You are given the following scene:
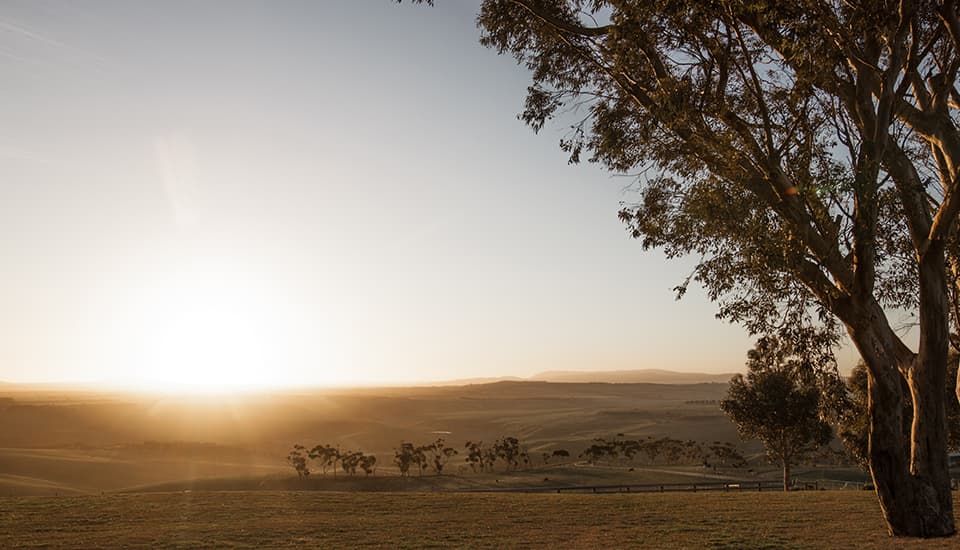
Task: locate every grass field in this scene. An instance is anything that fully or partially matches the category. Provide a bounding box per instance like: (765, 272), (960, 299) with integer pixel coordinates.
(3, 490), (959, 549)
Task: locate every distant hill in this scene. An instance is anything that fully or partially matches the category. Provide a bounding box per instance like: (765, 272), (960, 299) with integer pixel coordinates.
(529, 369), (736, 385)
(429, 375), (525, 386)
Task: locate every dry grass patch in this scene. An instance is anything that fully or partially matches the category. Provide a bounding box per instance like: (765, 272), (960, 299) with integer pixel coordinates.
(2, 490), (959, 549)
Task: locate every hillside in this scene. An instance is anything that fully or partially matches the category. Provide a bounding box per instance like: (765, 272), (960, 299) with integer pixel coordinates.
(0, 380), (739, 495)
(529, 369), (736, 384)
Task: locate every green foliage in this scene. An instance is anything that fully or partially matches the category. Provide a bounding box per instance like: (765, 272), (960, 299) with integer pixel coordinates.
(721, 337), (833, 474)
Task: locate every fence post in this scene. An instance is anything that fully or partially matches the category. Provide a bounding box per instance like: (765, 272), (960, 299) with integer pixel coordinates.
(758, 482), (762, 492)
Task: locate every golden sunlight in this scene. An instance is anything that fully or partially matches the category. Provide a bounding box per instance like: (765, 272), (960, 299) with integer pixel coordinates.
(124, 261), (318, 391)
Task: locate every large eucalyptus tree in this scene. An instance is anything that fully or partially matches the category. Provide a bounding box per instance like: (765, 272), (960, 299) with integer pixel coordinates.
(406, 0), (960, 537)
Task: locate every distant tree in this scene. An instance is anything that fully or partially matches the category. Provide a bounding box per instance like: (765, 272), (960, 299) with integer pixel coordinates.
(394, 442), (416, 477)
(412, 445), (428, 477)
(493, 437), (522, 470)
(340, 450), (363, 476)
(359, 454), (377, 476)
(541, 452), (550, 466)
(551, 449), (570, 461)
(464, 440), (485, 473)
(707, 442), (748, 469)
(580, 439), (613, 465)
(483, 446), (498, 472)
(616, 440), (642, 463)
(309, 444), (340, 477)
(287, 444), (310, 480)
(425, 437), (458, 475)
(722, 338), (833, 491)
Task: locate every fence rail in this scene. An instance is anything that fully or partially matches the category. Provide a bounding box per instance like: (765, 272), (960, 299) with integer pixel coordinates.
(463, 478), (882, 494)
(552, 480), (785, 494)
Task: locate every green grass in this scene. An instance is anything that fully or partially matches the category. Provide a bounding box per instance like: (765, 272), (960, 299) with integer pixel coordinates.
(2, 491), (959, 549)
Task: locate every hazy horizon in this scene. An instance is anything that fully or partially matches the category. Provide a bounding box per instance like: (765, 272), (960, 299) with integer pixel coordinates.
(0, 1), (865, 390)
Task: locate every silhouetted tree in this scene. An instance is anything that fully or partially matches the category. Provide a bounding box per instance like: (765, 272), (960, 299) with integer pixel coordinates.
(580, 439), (613, 465)
(464, 440), (485, 473)
(394, 442), (416, 477)
(309, 444), (340, 477)
(287, 444), (310, 480)
(411, 445), (428, 477)
(359, 454), (377, 476)
(493, 437), (523, 471)
(425, 437), (458, 475)
(707, 442), (748, 469)
(340, 450), (363, 476)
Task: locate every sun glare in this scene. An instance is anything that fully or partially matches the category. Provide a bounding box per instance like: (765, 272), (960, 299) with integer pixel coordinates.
(125, 262), (318, 392)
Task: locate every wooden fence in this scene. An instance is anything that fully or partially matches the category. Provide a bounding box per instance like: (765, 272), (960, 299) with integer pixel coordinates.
(552, 480), (785, 494)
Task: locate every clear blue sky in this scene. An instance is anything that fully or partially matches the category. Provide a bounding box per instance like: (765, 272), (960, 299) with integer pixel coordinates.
(0, 0), (792, 388)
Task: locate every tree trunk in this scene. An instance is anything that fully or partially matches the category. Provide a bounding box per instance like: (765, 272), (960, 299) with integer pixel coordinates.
(851, 289), (955, 537)
(906, 243), (955, 536)
(782, 459), (790, 492)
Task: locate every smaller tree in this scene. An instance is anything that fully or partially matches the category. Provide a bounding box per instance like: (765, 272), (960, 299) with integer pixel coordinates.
(340, 450), (362, 476)
(309, 444), (340, 478)
(412, 445), (428, 477)
(359, 454), (377, 476)
(394, 442), (415, 477)
(493, 437), (522, 471)
(425, 437), (458, 475)
(287, 444), (310, 480)
(551, 449), (570, 461)
(721, 337), (833, 491)
(464, 440), (485, 473)
(707, 442), (748, 469)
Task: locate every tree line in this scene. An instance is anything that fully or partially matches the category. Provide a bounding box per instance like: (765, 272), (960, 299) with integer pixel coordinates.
(286, 434), (751, 479)
(286, 444), (377, 479)
(579, 437), (747, 469)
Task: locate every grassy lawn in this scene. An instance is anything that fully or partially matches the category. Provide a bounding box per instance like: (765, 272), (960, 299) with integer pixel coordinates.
(2, 490), (960, 549)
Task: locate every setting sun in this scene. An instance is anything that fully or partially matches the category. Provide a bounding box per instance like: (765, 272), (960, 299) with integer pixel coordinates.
(122, 261), (322, 391)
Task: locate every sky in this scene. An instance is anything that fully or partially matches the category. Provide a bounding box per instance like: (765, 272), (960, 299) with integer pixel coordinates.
(0, 0), (792, 389)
